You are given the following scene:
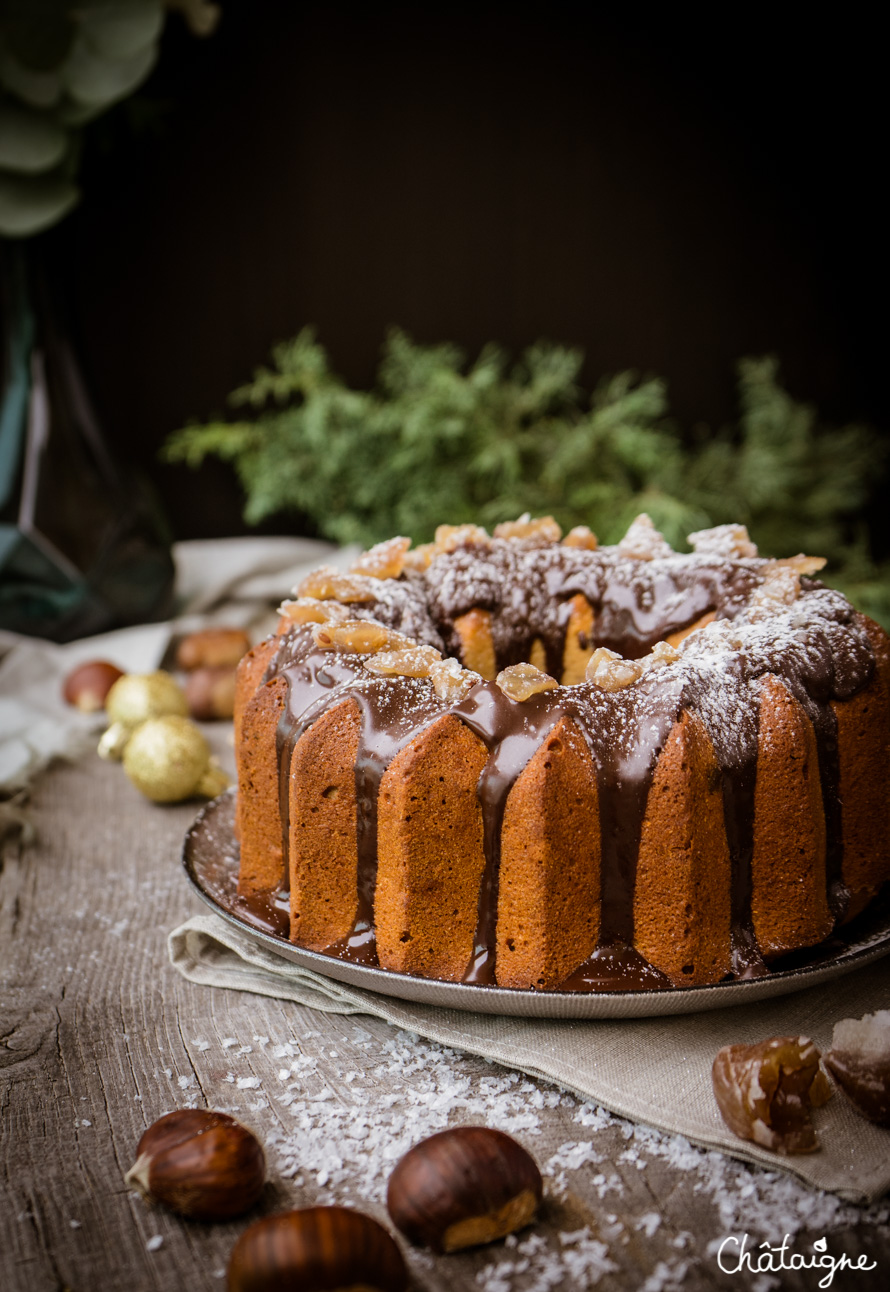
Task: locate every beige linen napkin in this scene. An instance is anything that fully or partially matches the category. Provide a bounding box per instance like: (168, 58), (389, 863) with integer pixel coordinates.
(169, 911), (890, 1203)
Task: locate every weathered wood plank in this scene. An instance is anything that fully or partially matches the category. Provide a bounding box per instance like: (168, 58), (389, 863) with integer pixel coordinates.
(1, 749), (888, 1291)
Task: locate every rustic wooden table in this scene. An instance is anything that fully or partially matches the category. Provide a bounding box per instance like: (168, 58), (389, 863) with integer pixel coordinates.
(2, 734), (889, 1291)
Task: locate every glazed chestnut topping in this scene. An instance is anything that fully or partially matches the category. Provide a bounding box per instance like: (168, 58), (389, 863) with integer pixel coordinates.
(712, 1035), (833, 1154)
(386, 1125), (543, 1252)
(227, 1206), (408, 1292)
(824, 1009), (890, 1125)
(125, 1109), (265, 1221)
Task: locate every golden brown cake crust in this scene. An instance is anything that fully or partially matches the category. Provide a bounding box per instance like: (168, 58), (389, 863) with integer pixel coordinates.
(834, 617), (890, 919)
(634, 711), (732, 986)
(497, 716), (601, 990)
(289, 698), (362, 951)
(375, 715), (489, 981)
(751, 674), (832, 957)
(560, 594), (595, 685)
(233, 637), (280, 840)
(237, 674), (289, 895)
(453, 609), (497, 680)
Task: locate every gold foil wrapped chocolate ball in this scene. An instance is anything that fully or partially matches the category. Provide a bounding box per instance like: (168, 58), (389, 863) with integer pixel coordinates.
(98, 671), (188, 760)
(122, 715), (230, 803)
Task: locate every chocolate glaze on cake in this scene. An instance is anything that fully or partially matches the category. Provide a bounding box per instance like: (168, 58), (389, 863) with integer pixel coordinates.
(234, 522), (888, 992)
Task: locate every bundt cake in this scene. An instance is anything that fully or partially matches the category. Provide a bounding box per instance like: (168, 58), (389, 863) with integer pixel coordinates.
(232, 515), (890, 991)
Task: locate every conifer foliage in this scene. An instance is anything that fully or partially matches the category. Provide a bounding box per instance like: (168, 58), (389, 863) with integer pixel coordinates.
(164, 328), (889, 624)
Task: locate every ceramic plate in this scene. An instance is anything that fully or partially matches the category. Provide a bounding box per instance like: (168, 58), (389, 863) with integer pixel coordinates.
(182, 791), (890, 1019)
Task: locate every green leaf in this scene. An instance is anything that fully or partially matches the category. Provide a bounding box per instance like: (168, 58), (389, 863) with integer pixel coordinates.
(0, 168), (78, 236)
(0, 100), (68, 172)
(1, 2), (75, 72)
(62, 32), (157, 108)
(0, 47), (62, 107)
(79, 2), (164, 62)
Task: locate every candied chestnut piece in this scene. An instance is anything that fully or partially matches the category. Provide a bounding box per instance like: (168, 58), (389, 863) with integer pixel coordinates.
(310, 620), (413, 655)
(586, 647), (644, 692)
(429, 658), (480, 702)
(365, 645), (443, 678)
(496, 663), (558, 701)
(824, 1010), (890, 1125)
(712, 1035), (832, 1154)
(616, 513), (672, 560)
(296, 566), (377, 602)
(493, 515), (562, 544)
(350, 536), (411, 580)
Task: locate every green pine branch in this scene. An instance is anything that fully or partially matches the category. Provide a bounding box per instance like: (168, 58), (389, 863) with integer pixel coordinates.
(163, 328), (890, 626)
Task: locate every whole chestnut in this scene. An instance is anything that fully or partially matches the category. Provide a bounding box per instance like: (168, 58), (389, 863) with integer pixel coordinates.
(62, 660), (124, 711)
(124, 1109), (265, 1221)
(185, 665), (238, 720)
(227, 1206), (408, 1292)
(177, 628), (251, 672)
(386, 1125), (542, 1252)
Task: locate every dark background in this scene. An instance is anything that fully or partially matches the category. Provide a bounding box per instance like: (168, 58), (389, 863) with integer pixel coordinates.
(50, 2), (888, 545)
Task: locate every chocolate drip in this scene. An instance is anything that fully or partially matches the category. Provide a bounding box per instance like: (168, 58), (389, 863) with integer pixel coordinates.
(351, 752), (379, 952)
(455, 686), (563, 983)
(588, 574), (713, 659)
(566, 677), (682, 960)
(233, 888), (291, 939)
(544, 599), (573, 679)
(322, 922), (378, 966)
(427, 543), (762, 664)
(596, 777), (651, 946)
(721, 762), (763, 977)
(346, 679), (444, 961)
(273, 633), (365, 866)
(685, 651), (765, 977)
(812, 705), (847, 921)
(558, 945), (673, 992)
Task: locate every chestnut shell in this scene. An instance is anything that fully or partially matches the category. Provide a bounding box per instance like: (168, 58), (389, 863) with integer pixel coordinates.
(386, 1125), (543, 1252)
(62, 659), (124, 711)
(127, 1108), (265, 1221)
(227, 1206), (408, 1292)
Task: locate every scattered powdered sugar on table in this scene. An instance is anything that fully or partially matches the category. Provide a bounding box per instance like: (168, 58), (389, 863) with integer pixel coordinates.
(635, 1213), (661, 1237)
(638, 1258), (693, 1291)
(613, 1116), (890, 1243)
(266, 1032), (558, 1194)
(159, 1021), (890, 1287)
(478, 1230), (618, 1290)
